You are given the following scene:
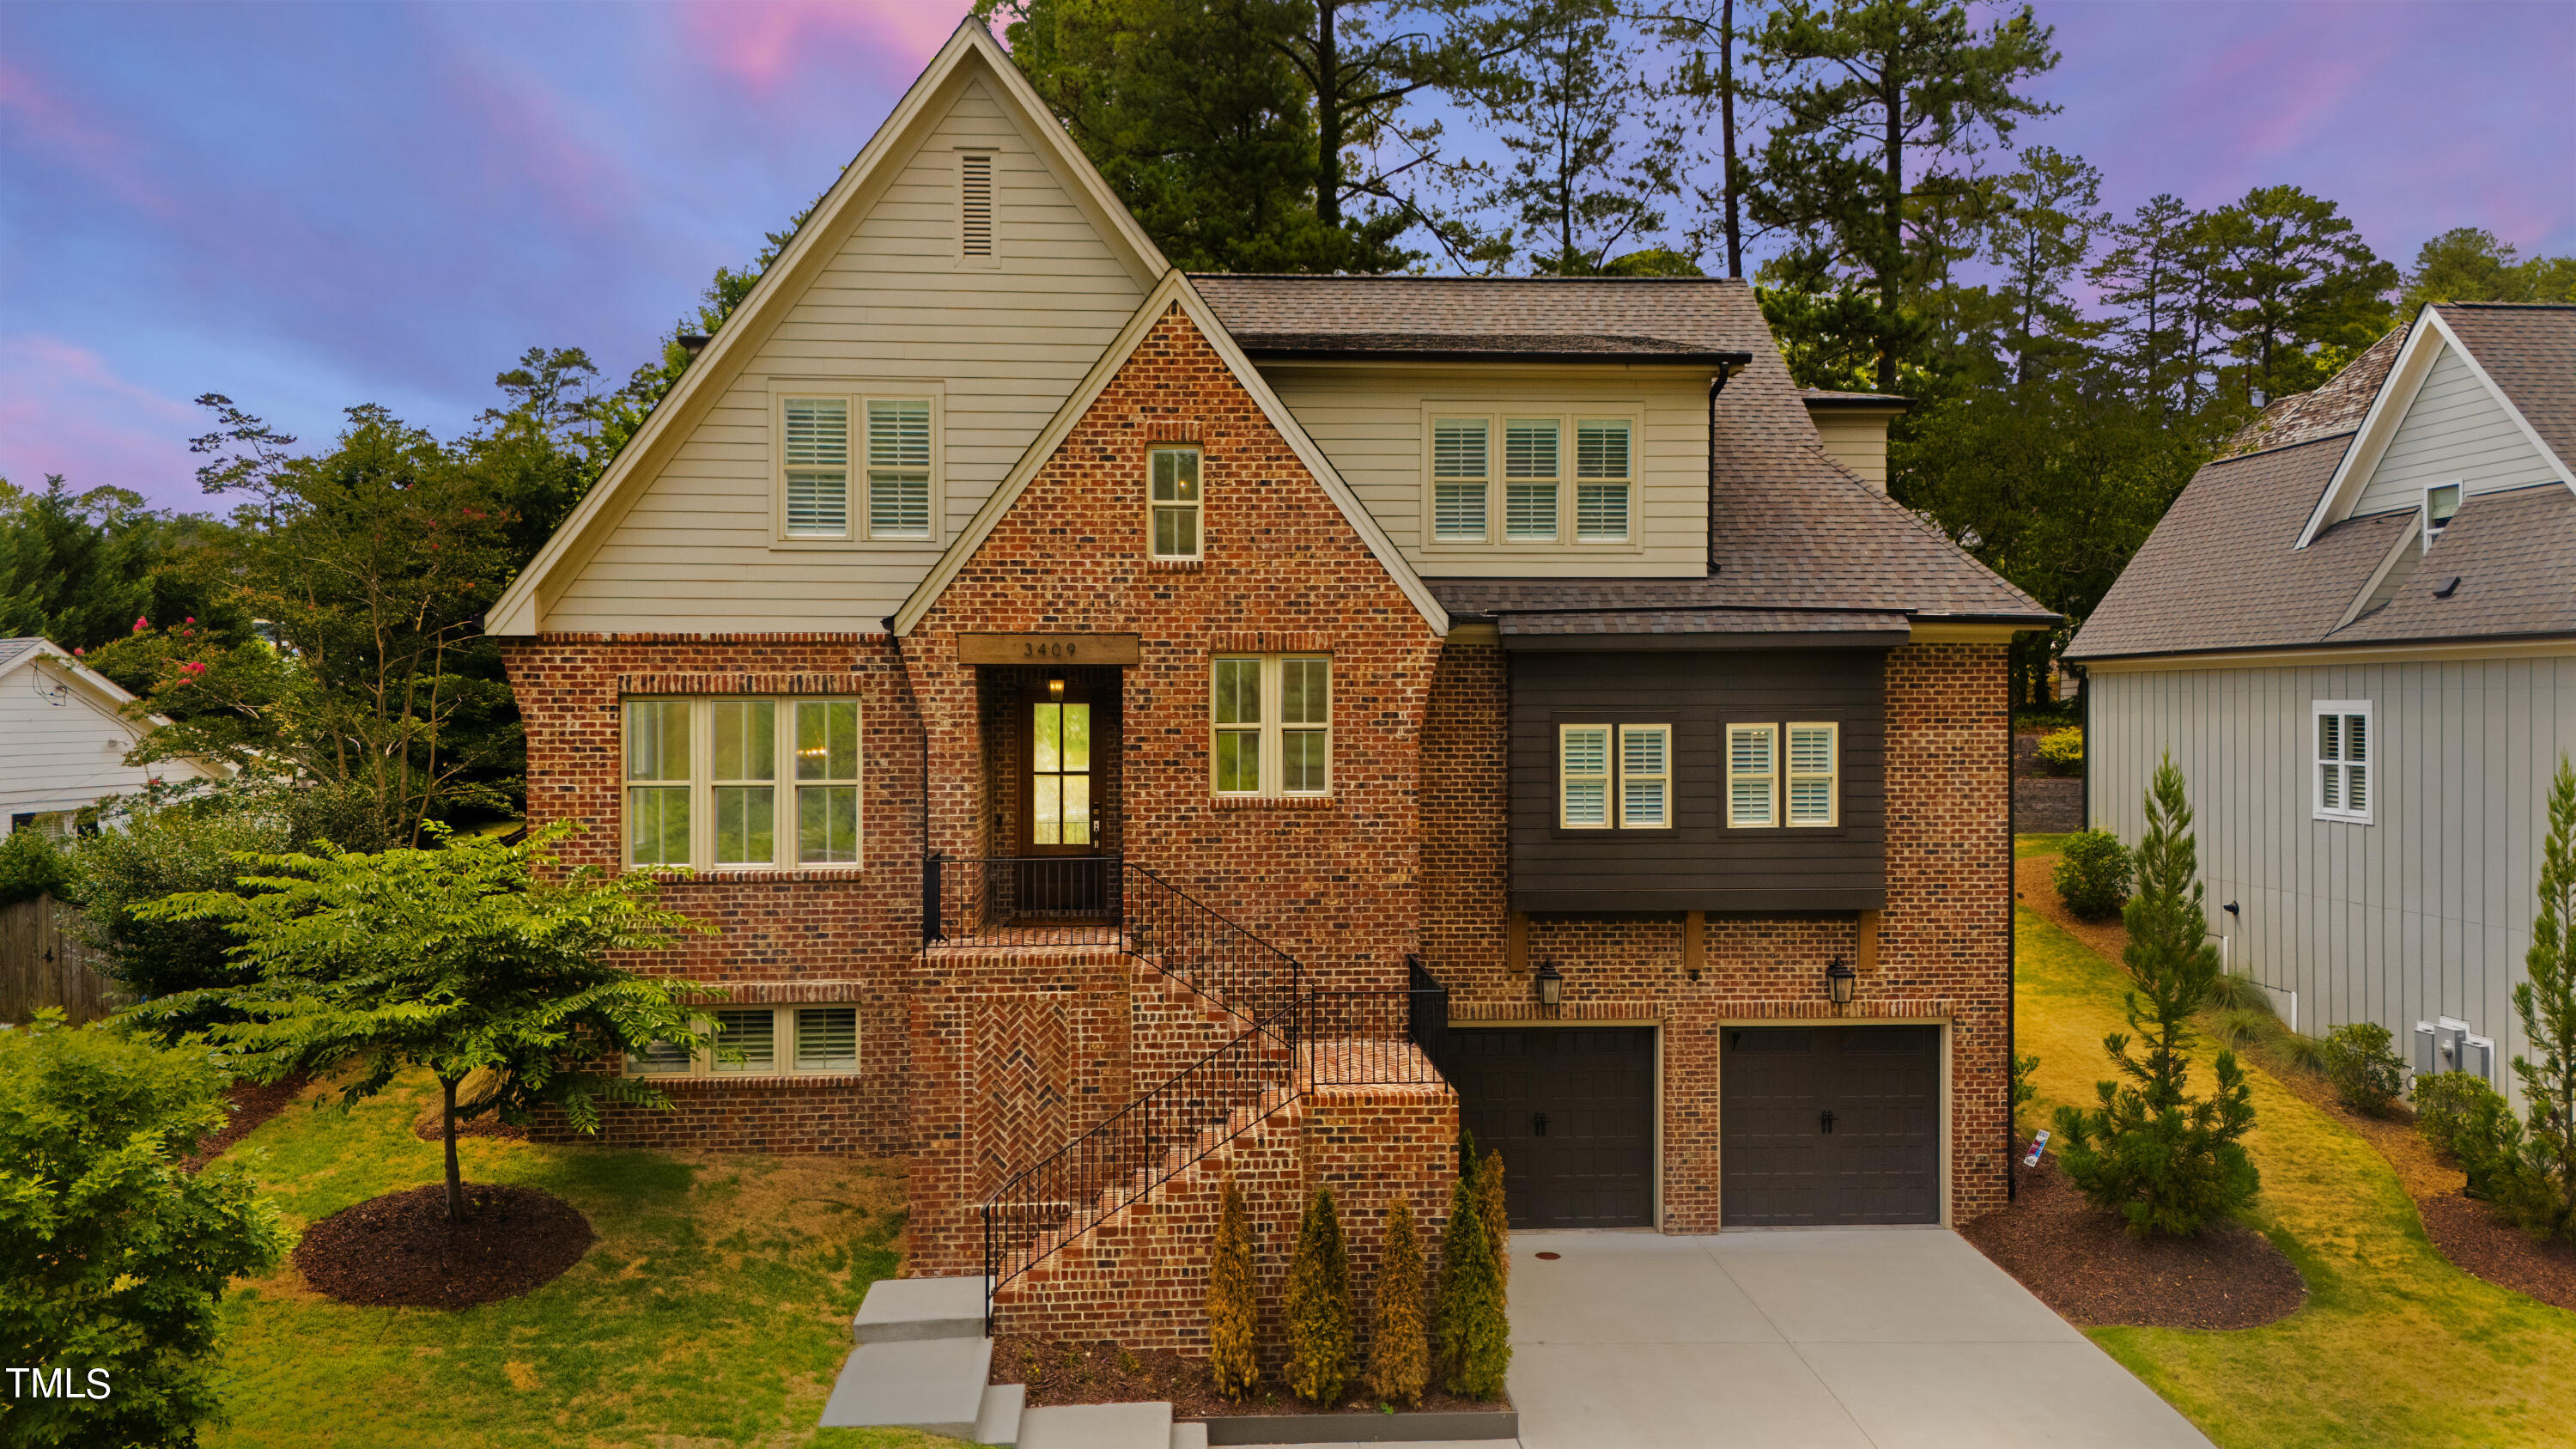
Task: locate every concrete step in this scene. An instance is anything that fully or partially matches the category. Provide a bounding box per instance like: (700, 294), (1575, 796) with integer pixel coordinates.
(1169, 1422), (1208, 1449)
(975, 1382), (1026, 1446)
(817, 1336), (993, 1437)
(1015, 1401), (1174, 1449)
(852, 1275), (987, 1343)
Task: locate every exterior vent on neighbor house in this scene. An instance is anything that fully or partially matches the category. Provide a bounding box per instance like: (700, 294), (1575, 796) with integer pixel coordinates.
(2417, 1017), (2495, 1083)
(961, 154), (993, 258)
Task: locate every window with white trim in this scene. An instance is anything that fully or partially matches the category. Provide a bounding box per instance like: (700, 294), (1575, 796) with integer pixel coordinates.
(1559, 725), (1610, 828)
(1786, 722), (1839, 826)
(782, 399), (849, 539)
(1212, 654), (1330, 797)
(1151, 447), (1202, 557)
(2314, 700), (2372, 824)
(628, 1004), (863, 1078)
(2424, 481), (2461, 545)
(866, 400), (933, 539)
(624, 697), (863, 868)
(1619, 723), (1669, 827)
(1504, 417), (1561, 540)
(1727, 723), (1777, 827)
(1432, 418), (1490, 541)
(778, 393), (938, 544)
(1558, 723), (1669, 829)
(1576, 419), (1632, 542)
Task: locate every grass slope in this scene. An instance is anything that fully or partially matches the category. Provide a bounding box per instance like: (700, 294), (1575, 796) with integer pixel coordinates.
(204, 1071), (949, 1449)
(2018, 904), (2576, 1448)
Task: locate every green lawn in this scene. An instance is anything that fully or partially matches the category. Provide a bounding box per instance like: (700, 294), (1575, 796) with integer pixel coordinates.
(203, 1071), (951, 1449)
(2018, 903), (2576, 1447)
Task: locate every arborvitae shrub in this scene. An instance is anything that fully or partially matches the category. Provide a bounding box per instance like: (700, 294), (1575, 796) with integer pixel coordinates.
(2321, 1022), (2405, 1115)
(1284, 1185), (1354, 1404)
(1475, 1148), (1509, 1300)
(1205, 1176), (1259, 1399)
(1436, 1170), (1510, 1399)
(2511, 754), (2576, 1241)
(2053, 829), (2133, 921)
(1364, 1198), (1428, 1408)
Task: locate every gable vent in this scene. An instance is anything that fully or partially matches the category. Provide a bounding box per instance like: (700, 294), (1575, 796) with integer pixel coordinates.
(961, 154), (993, 257)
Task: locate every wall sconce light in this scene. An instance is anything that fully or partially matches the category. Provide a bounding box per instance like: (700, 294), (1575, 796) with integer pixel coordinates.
(1825, 957), (1856, 1007)
(1047, 673), (1066, 700)
(1534, 959), (1563, 1008)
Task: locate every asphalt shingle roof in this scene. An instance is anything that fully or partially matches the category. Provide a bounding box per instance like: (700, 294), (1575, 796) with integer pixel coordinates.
(0, 637), (48, 674)
(2332, 484), (2576, 643)
(2216, 325), (2403, 460)
(2439, 303), (2576, 472)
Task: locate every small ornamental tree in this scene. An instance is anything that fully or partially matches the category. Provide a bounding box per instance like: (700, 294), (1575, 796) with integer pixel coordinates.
(1284, 1185), (1355, 1403)
(131, 823), (716, 1223)
(2053, 757), (2260, 1236)
(1436, 1165), (1510, 1399)
(2510, 755), (2576, 1239)
(1365, 1198), (1429, 1409)
(1206, 1176), (1259, 1399)
(1476, 1148), (1510, 1299)
(0, 1012), (283, 1449)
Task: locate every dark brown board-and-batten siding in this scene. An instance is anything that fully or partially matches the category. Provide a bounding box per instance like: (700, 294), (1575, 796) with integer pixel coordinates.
(1509, 648), (1888, 911)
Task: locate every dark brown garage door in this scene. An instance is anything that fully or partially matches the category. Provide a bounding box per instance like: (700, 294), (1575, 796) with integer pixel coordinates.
(1448, 1027), (1655, 1228)
(1722, 1025), (1940, 1226)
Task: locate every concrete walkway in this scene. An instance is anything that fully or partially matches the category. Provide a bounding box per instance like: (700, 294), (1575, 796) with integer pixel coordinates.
(1506, 1227), (2216, 1449)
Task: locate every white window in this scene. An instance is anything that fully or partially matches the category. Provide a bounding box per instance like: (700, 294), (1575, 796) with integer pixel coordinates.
(1151, 447), (1202, 558)
(1576, 419), (1632, 543)
(1560, 725), (1610, 828)
(1211, 654), (1329, 797)
(2424, 481), (2462, 545)
(1504, 417), (1561, 540)
(1727, 723), (1778, 827)
(1619, 724), (1670, 828)
(782, 398), (850, 539)
(624, 697), (862, 868)
(960, 153), (993, 259)
(1786, 722), (1839, 826)
(1432, 418), (1490, 541)
(2314, 700), (2372, 824)
(867, 400), (933, 539)
(629, 1004), (863, 1078)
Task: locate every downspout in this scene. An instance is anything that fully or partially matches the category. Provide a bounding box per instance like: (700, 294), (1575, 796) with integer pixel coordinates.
(883, 615), (931, 867)
(2006, 649), (2019, 1203)
(2077, 665), (2092, 831)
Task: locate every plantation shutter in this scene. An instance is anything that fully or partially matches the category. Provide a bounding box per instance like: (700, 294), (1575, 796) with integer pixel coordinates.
(784, 399), (849, 537)
(866, 399), (933, 539)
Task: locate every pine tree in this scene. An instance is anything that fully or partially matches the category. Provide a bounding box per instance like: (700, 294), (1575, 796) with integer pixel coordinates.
(2051, 755), (2259, 1236)
(1476, 1148), (1510, 1299)
(1206, 1176), (1261, 1398)
(1436, 1167), (1511, 1397)
(2511, 756), (2576, 1238)
(1365, 1198), (1429, 1408)
(1285, 1184), (1356, 1403)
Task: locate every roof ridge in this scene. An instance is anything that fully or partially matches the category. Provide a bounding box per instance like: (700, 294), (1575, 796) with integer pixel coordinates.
(1188, 272), (1749, 285)
(2439, 301), (2576, 312)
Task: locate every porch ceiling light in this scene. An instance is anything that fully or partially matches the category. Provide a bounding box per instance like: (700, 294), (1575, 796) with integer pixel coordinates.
(1825, 956), (1856, 1006)
(1047, 673), (1066, 699)
(1534, 959), (1564, 1009)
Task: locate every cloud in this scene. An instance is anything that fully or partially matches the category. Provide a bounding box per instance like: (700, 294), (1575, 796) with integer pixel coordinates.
(0, 55), (177, 221)
(677, 0), (969, 99)
(0, 337), (205, 507)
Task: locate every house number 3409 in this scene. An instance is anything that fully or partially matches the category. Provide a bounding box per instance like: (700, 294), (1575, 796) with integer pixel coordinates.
(1023, 642), (1081, 660)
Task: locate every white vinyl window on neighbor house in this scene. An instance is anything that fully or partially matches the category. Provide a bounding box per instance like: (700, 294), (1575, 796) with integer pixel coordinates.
(778, 393), (938, 543)
(628, 1004), (862, 1078)
(2314, 700), (2373, 824)
(1558, 723), (1670, 829)
(626, 697), (862, 869)
(1212, 654), (1330, 797)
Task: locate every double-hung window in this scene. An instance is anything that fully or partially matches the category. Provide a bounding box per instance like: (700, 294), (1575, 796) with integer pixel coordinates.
(1504, 418), (1561, 540)
(1151, 447), (1202, 558)
(1786, 722), (1839, 826)
(780, 393), (937, 543)
(629, 1003), (863, 1079)
(1728, 721), (1841, 828)
(1576, 420), (1632, 542)
(1727, 724), (1777, 827)
(1212, 654), (1330, 797)
(1432, 418), (1491, 541)
(624, 697), (863, 868)
(2314, 700), (2372, 824)
(1558, 723), (1670, 829)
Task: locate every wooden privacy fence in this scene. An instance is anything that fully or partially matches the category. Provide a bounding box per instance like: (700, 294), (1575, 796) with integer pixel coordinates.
(0, 893), (123, 1026)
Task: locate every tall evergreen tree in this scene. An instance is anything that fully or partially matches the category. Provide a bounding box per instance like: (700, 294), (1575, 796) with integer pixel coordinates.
(1747, 0), (2058, 391)
(1980, 146), (2107, 391)
(2202, 184), (2398, 401)
(2399, 226), (2576, 314)
(2089, 194), (2217, 411)
(1475, 2), (1686, 273)
(0, 477), (240, 654)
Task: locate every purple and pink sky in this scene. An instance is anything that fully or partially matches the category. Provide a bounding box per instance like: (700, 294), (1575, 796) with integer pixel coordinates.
(3, 0), (2569, 514)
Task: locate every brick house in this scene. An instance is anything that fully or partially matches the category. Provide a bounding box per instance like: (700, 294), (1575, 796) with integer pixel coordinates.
(487, 21), (2051, 1348)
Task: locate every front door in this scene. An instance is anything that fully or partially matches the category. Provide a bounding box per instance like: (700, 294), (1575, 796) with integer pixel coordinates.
(1018, 679), (1108, 916)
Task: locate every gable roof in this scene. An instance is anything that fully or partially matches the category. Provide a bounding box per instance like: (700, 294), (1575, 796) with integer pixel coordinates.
(0, 637), (231, 771)
(888, 271), (1450, 636)
(484, 19), (1166, 636)
(0, 636), (43, 675)
(2439, 302), (2576, 470)
(2330, 483), (2576, 645)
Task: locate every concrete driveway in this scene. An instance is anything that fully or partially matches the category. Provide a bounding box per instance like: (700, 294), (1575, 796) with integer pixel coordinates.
(1505, 1227), (2216, 1449)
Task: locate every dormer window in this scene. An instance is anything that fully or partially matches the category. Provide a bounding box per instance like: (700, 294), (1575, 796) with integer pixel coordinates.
(2424, 481), (2461, 545)
(1424, 405), (1642, 551)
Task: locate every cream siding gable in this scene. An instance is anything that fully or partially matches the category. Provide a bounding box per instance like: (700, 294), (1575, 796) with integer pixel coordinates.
(2349, 341), (2561, 517)
(1255, 362), (1711, 577)
(0, 648), (219, 829)
(488, 21), (1166, 636)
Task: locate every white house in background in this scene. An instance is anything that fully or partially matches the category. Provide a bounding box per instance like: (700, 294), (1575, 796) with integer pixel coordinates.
(0, 637), (228, 837)
(2068, 302), (2576, 1100)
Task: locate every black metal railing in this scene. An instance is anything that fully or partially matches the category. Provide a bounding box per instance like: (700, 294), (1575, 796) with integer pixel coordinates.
(1118, 861), (1304, 1027)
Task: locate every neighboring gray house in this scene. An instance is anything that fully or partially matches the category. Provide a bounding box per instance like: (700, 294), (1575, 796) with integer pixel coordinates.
(2067, 303), (2576, 1095)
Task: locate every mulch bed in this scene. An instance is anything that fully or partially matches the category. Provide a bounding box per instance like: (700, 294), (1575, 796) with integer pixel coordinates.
(409, 1112), (529, 1144)
(2416, 1194), (2576, 1312)
(293, 1183), (594, 1308)
(1964, 1147), (2306, 1329)
(992, 1336), (1506, 1418)
(182, 1073), (316, 1172)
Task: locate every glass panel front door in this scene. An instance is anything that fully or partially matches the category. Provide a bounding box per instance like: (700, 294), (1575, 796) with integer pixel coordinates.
(1030, 701), (1092, 847)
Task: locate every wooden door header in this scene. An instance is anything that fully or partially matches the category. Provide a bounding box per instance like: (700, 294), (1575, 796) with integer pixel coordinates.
(957, 632), (1142, 666)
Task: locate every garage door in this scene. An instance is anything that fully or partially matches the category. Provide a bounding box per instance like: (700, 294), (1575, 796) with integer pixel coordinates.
(1722, 1025), (1940, 1226)
(1448, 1027), (1655, 1229)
